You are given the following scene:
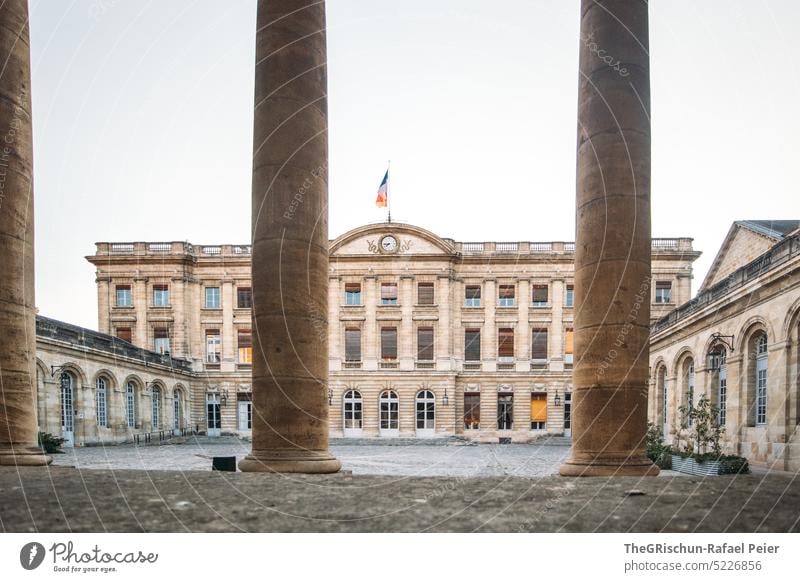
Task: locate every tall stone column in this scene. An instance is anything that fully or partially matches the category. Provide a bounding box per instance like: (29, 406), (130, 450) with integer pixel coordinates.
(240, 0), (339, 473)
(0, 0), (51, 466)
(560, 0), (658, 476)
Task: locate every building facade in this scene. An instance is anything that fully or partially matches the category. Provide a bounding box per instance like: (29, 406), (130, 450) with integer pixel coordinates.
(86, 222), (698, 442)
(648, 221), (800, 471)
(35, 316), (197, 447)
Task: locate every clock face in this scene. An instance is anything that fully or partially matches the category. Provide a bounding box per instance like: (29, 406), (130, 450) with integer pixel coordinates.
(380, 235), (398, 253)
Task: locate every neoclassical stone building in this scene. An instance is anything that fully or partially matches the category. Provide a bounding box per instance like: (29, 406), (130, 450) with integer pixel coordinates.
(86, 222), (698, 442)
(648, 220), (800, 470)
(35, 316), (196, 447)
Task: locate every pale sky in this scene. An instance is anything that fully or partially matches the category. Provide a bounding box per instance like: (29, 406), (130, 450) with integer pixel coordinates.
(29, 0), (800, 329)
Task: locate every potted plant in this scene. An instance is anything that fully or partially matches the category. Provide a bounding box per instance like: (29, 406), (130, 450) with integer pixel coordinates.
(671, 395), (749, 475)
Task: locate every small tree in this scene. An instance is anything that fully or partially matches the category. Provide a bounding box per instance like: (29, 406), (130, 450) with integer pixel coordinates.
(677, 394), (723, 457)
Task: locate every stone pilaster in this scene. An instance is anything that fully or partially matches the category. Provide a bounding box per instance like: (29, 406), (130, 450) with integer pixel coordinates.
(484, 279), (496, 371)
(0, 0), (50, 465)
(516, 279), (530, 372)
(560, 0), (658, 476)
(221, 279), (235, 372)
(550, 279), (564, 371)
(328, 276), (340, 370)
(97, 277), (110, 334)
(399, 275), (414, 370)
(436, 276), (451, 371)
(363, 276), (378, 369)
(240, 0), (339, 473)
(133, 276), (148, 349)
(171, 276), (188, 359)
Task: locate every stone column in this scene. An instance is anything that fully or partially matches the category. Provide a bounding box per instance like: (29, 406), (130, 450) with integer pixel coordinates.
(0, 0), (50, 465)
(240, 0), (339, 473)
(560, 0), (657, 476)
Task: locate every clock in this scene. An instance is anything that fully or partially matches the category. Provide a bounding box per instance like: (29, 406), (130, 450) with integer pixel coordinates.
(380, 235), (398, 253)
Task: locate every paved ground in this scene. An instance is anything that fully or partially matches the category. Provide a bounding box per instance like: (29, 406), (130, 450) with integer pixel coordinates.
(2, 465), (798, 533)
(48, 436), (573, 478)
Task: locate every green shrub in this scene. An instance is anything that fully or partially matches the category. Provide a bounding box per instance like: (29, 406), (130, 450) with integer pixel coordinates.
(38, 432), (66, 454)
(645, 423), (672, 469)
(718, 455), (750, 475)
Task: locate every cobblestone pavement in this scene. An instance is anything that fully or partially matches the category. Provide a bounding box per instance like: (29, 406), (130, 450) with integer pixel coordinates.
(50, 437), (574, 477)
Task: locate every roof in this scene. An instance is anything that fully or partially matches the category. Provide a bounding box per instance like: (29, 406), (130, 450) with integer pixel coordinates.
(36, 315), (194, 374)
(699, 220), (800, 292)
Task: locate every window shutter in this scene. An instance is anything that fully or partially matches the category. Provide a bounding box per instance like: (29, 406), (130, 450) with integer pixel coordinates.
(532, 329), (548, 359)
(498, 328), (514, 358)
(381, 327), (397, 359)
(345, 328), (361, 361)
(417, 283), (435, 305)
(565, 329), (574, 354)
(465, 286), (481, 300)
(530, 394), (547, 422)
(532, 285), (548, 303)
(381, 284), (398, 300)
(417, 327), (434, 361)
(465, 329), (481, 361)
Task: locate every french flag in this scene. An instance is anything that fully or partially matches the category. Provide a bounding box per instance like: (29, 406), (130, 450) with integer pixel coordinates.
(375, 170), (388, 208)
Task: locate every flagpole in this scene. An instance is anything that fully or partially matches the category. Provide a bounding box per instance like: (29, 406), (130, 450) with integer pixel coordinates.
(387, 160), (391, 224)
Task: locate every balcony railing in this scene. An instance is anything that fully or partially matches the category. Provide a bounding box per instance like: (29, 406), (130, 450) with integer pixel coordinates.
(652, 234), (798, 335)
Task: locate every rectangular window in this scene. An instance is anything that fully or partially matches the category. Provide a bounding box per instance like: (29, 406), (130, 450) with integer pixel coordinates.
(96, 383), (107, 427)
(498, 285), (515, 307)
(417, 327), (434, 361)
(531, 328), (548, 361)
(417, 282), (435, 305)
(464, 392), (480, 430)
(532, 285), (548, 307)
(464, 285), (481, 307)
(565, 285), (574, 307)
(238, 329), (252, 364)
(205, 329), (221, 364)
(345, 328), (362, 362)
(153, 327), (170, 355)
(756, 355), (768, 425)
(380, 283), (398, 305)
(345, 283), (362, 306)
(497, 393), (513, 430)
(498, 328), (514, 360)
(381, 327), (397, 360)
(531, 393), (547, 430)
(655, 281), (672, 304)
(565, 328), (574, 366)
(237, 287), (252, 309)
(115, 285), (132, 307)
(205, 286), (221, 309)
(153, 284), (169, 306)
(116, 327), (132, 343)
(238, 396), (252, 431)
(465, 329), (481, 361)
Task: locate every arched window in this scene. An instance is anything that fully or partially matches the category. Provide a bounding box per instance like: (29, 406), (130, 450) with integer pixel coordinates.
(657, 366), (668, 433)
(151, 386), (162, 429)
(96, 377), (108, 427)
(343, 390), (363, 432)
(60, 372), (75, 443)
(416, 390), (435, 431)
(379, 390), (399, 432)
(173, 388), (183, 430)
(684, 360), (695, 427)
(755, 333), (768, 425)
(125, 381), (137, 428)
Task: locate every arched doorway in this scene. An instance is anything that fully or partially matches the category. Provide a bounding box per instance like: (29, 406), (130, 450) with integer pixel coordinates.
(343, 390), (363, 437)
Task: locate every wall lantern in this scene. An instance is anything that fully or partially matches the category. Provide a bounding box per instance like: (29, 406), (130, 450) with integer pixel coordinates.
(442, 387), (450, 407)
(553, 389), (562, 407)
(328, 388), (333, 406)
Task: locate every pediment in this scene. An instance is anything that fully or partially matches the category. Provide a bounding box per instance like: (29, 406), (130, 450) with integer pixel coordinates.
(330, 223), (455, 257)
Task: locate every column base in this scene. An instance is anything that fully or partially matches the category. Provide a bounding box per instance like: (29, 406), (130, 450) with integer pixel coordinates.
(559, 458), (659, 477)
(0, 446), (52, 466)
(239, 449), (341, 474)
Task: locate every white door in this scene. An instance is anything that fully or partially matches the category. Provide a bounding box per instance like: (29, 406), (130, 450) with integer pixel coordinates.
(238, 400), (252, 434)
(415, 391), (436, 438)
(343, 390), (363, 437)
(379, 391), (399, 437)
(60, 373), (74, 447)
(206, 394), (221, 437)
